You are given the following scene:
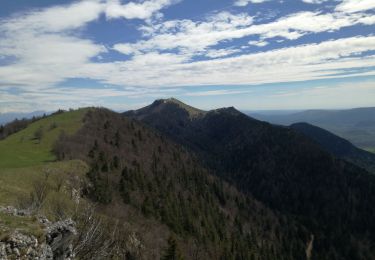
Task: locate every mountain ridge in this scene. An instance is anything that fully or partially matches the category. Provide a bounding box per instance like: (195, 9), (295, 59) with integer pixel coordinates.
(52, 107), (310, 259)
(291, 122), (375, 173)
(125, 98), (375, 259)
(249, 107), (375, 151)
(2, 101), (375, 259)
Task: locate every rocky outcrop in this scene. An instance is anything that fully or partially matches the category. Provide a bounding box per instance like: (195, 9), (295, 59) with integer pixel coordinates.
(46, 219), (76, 260)
(0, 206), (76, 259)
(0, 205), (31, 216)
(0, 231), (53, 259)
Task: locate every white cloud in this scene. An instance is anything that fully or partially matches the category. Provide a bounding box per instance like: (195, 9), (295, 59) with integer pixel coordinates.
(105, 0), (178, 20)
(205, 48), (241, 58)
(113, 10), (375, 59)
(1, 1), (375, 91)
(185, 89), (254, 96)
(0, 0), (182, 87)
(113, 11), (254, 55)
(82, 36), (375, 88)
(248, 40), (269, 47)
(0, 0), (104, 32)
(336, 0), (375, 13)
(302, 0), (328, 4)
(234, 0), (271, 7)
(0, 1), (107, 87)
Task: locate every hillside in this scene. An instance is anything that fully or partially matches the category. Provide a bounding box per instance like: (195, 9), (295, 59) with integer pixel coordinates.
(0, 109), (91, 259)
(53, 108), (311, 259)
(126, 98), (375, 260)
(0, 109), (90, 205)
(249, 107), (375, 152)
(0, 108), (88, 168)
(291, 122), (375, 173)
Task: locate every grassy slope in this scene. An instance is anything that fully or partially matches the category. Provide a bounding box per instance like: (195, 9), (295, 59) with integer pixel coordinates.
(0, 108), (89, 169)
(0, 108), (89, 206)
(0, 160), (88, 205)
(0, 212), (45, 240)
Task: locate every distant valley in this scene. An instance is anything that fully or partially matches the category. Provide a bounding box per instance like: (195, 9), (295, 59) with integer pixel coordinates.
(248, 107), (375, 153)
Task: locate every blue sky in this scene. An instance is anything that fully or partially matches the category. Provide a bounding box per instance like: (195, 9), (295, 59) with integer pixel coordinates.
(0, 0), (374, 112)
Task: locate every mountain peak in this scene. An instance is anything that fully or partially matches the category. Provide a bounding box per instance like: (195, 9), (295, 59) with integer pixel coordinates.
(160, 97), (183, 104)
(149, 97), (206, 118)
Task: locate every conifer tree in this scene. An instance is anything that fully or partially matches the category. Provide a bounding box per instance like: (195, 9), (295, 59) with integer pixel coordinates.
(161, 236), (184, 260)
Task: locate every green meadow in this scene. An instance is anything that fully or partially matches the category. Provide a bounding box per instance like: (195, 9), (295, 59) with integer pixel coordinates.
(0, 108), (90, 209)
(0, 108), (88, 169)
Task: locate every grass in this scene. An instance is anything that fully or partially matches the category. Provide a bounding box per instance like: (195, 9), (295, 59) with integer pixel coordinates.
(0, 212), (45, 241)
(0, 108), (89, 169)
(0, 109), (91, 240)
(0, 108), (89, 207)
(0, 160), (88, 206)
(0, 161), (87, 245)
(365, 148), (375, 154)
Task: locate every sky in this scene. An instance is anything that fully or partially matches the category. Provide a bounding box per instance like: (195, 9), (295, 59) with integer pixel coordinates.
(0, 0), (374, 113)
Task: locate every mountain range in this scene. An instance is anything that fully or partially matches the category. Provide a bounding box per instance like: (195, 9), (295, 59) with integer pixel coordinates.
(0, 111), (47, 125)
(125, 98), (375, 259)
(1, 98), (375, 259)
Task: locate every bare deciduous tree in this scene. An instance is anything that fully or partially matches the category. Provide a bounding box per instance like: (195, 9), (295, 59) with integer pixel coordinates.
(33, 126), (44, 143)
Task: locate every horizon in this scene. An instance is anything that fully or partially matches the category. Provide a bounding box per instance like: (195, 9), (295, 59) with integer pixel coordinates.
(1, 96), (375, 117)
(1, 0), (375, 112)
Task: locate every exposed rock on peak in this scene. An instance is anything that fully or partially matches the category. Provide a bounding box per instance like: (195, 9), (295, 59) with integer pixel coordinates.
(125, 97), (205, 120)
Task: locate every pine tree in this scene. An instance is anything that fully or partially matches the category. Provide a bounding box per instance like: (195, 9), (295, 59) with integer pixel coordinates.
(161, 236), (184, 260)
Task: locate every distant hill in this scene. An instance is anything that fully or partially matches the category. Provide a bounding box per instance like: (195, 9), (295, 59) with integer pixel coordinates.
(0, 111), (47, 125)
(249, 107), (375, 152)
(291, 122), (375, 173)
(126, 98), (375, 259)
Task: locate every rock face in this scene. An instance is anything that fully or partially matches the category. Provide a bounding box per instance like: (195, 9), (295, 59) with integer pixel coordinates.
(0, 231), (53, 260)
(46, 219), (76, 260)
(0, 206), (76, 260)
